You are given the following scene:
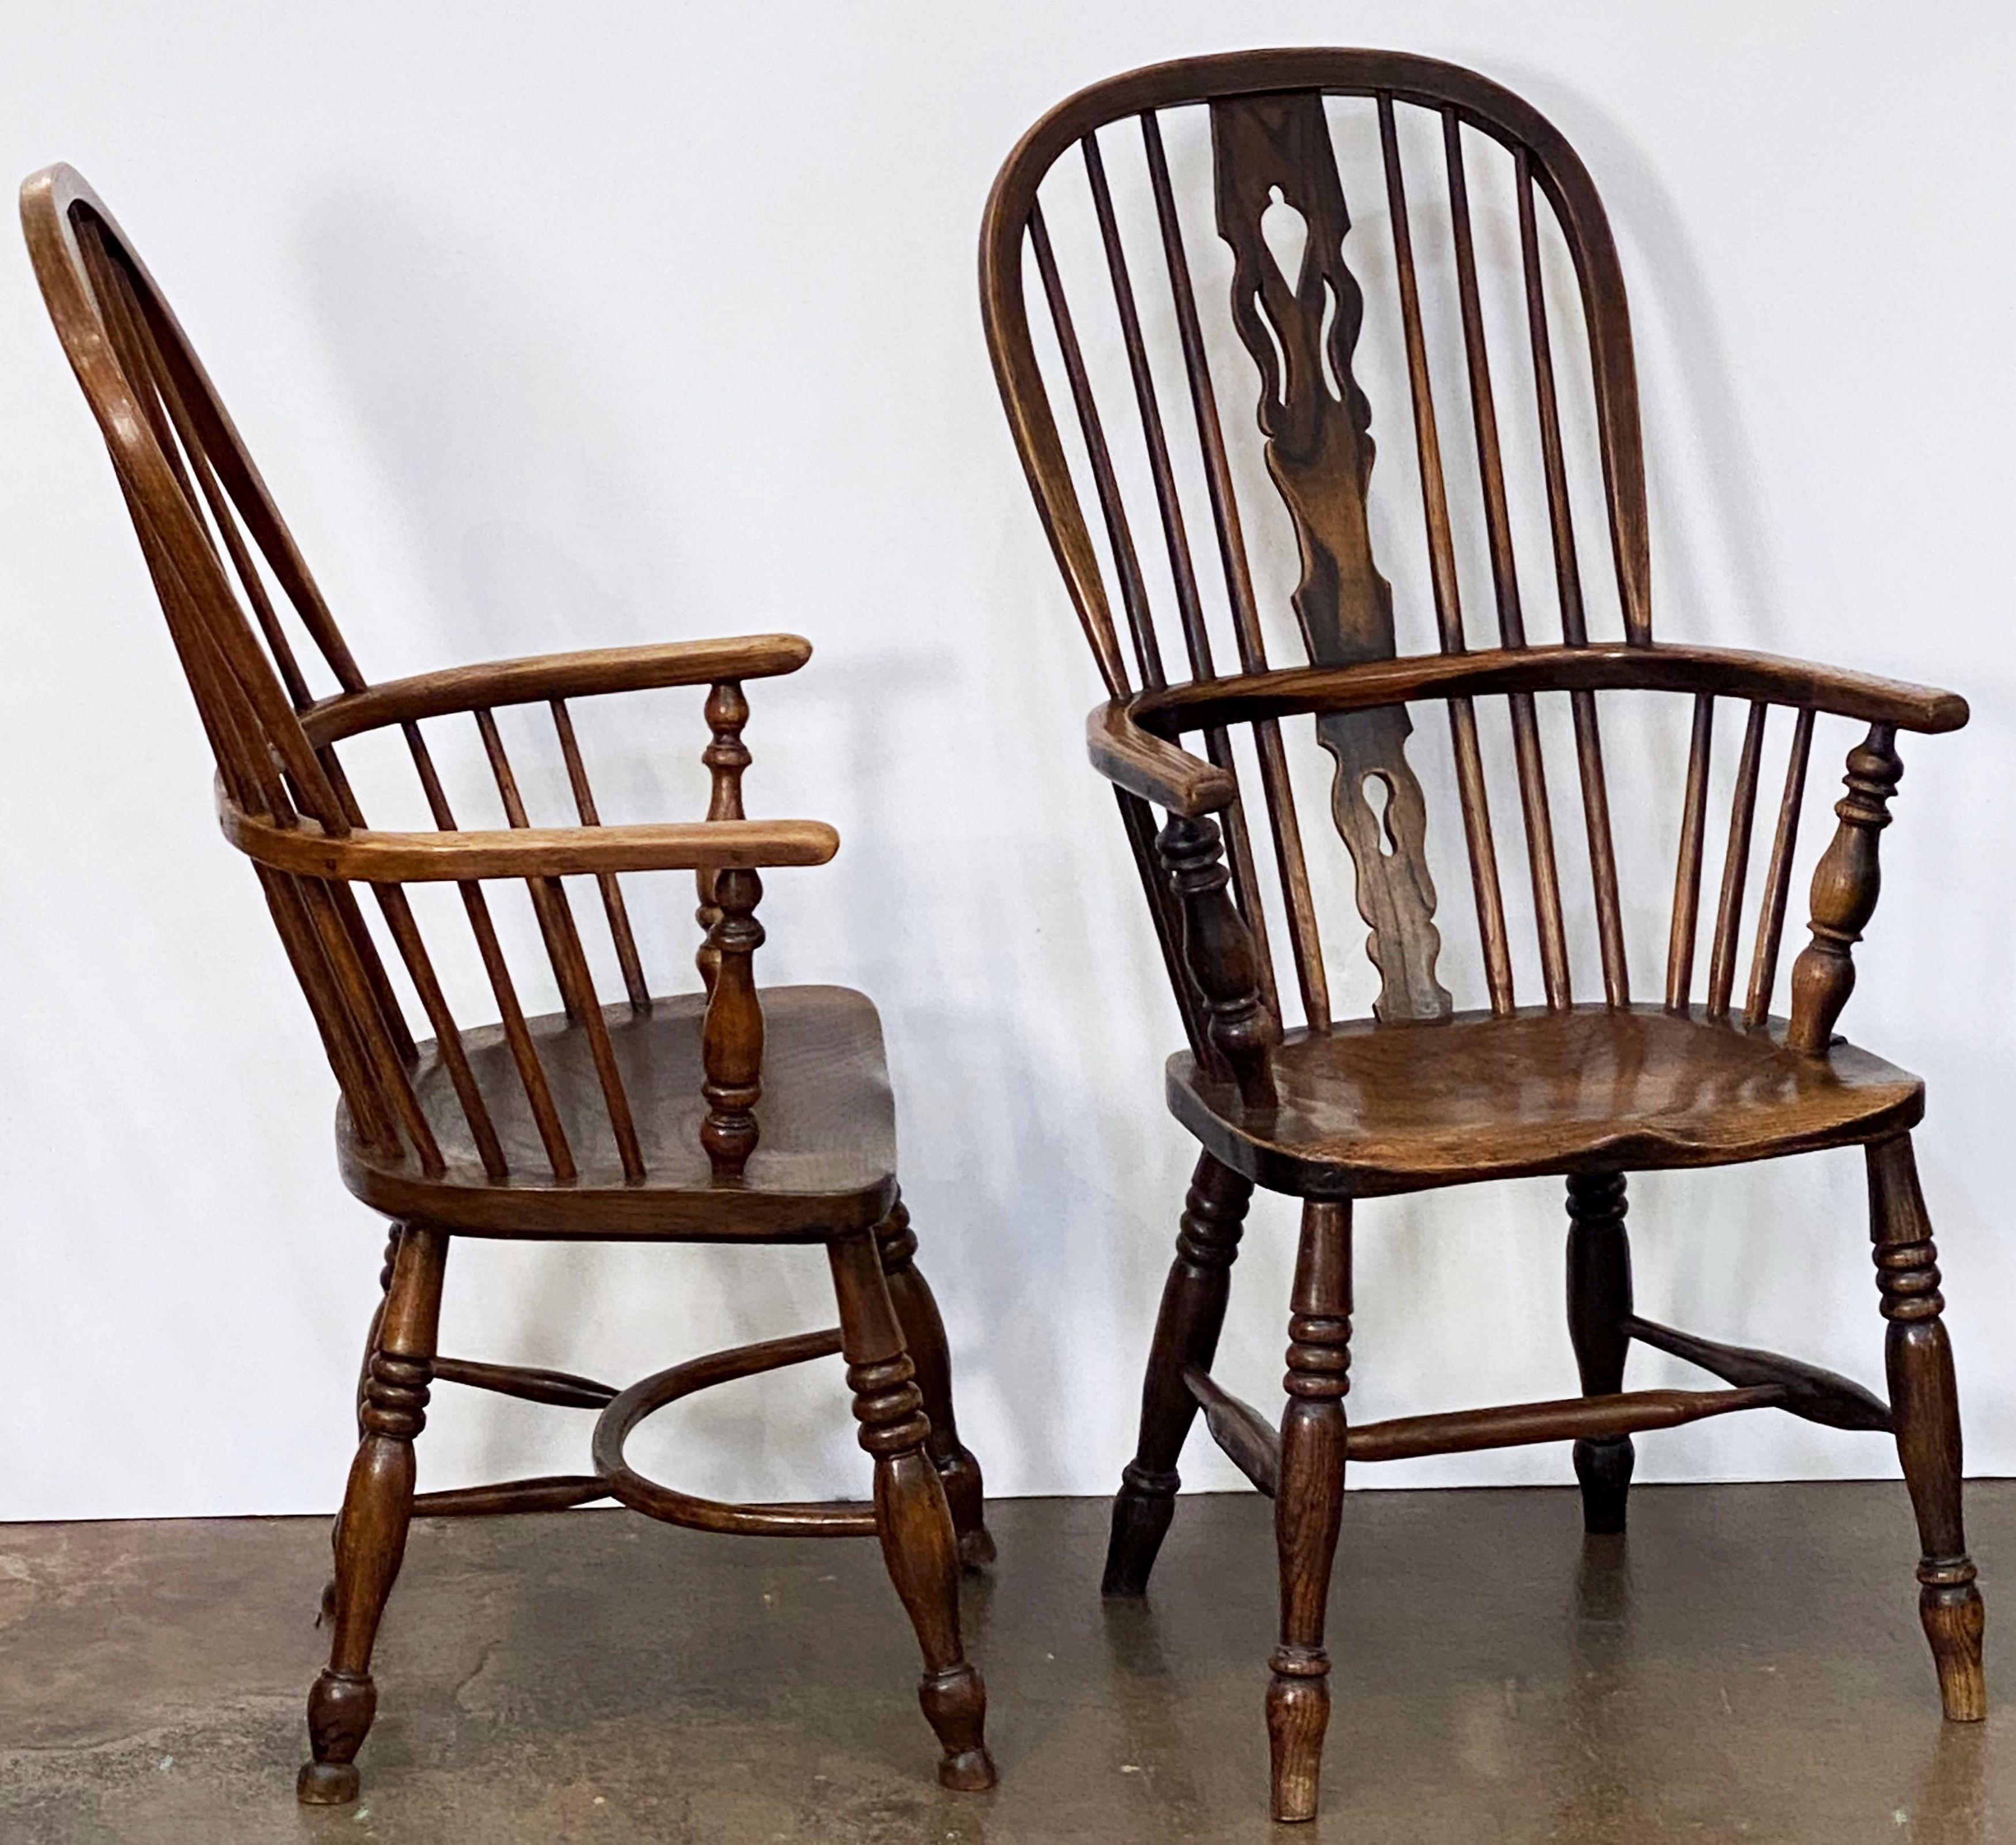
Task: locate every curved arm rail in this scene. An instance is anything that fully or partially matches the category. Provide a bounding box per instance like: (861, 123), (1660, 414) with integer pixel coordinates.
(220, 801), (839, 881)
(1090, 642), (1968, 819)
(1132, 644), (1969, 737)
(301, 632), (813, 745)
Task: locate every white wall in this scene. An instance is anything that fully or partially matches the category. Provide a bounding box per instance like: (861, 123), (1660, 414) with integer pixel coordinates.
(2, 1), (2012, 1521)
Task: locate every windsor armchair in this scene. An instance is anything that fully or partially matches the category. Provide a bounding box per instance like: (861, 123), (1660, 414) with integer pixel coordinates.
(24, 165), (994, 1803)
(982, 49), (1981, 1821)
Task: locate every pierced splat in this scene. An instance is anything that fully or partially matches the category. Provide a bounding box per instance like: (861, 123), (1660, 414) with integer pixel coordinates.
(1211, 92), (1449, 1022)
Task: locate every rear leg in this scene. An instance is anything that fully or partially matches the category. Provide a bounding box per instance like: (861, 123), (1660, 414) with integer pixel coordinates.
(878, 1197), (994, 1567)
(1104, 1154), (1253, 1596)
(1869, 1135), (1985, 1720)
(1566, 1170), (1634, 1535)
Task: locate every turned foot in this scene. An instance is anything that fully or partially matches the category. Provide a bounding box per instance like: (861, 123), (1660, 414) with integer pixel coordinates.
(1572, 1435), (1634, 1537)
(1268, 1202), (1352, 1823)
(831, 1228), (995, 1790)
(298, 1227), (448, 1804)
(1104, 1156), (1252, 1597)
(877, 1200), (995, 1570)
(1566, 1172), (1634, 1536)
(1869, 1136), (1987, 1723)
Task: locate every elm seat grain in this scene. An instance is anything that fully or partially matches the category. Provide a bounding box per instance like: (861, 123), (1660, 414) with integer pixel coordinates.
(347, 987), (900, 1238)
(981, 45), (1983, 1822)
(1170, 1006), (1924, 1198)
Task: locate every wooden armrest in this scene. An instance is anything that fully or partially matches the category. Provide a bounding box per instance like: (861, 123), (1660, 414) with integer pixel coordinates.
(221, 803), (838, 882)
(1129, 644), (1969, 738)
(302, 633), (813, 745)
(1087, 700), (1238, 817)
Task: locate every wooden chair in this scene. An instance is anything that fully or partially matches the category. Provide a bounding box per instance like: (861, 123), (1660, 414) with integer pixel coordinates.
(981, 50), (1982, 1821)
(22, 164), (994, 1804)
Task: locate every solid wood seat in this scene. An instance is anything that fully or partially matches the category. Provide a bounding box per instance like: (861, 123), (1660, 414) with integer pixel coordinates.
(346, 986), (899, 1238)
(982, 46), (1985, 1822)
(24, 164), (994, 1807)
(1171, 1006), (1923, 1198)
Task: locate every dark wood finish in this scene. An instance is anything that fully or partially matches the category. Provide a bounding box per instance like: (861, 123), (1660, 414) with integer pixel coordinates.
(694, 678), (751, 991)
(25, 164), (988, 1803)
(1867, 1135), (1985, 1721)
(878, 1200), (995, 1567)
(1666, 694), (1715, 1010)
(828, 1230), (997, 1790)
(1566, 1172), (1634, 1533)
(1347, 1382), (1784, 1461)
(302, 1223), (448, 1803)
(1212, 91), (1447, 1024)
(1184, 1363), (1279, 1496)
(1745, 706), (1816, 1028)
(1620, 1314), (1892, 1431)
(1706, 703), (1769, 1018)
(1168, 1005), (1922, 1198)
(552, 696), (651, 1012)
(1189, 1371), (1802, 1477)
(430, 1356), (617, 1410)
(1158, 816), (1278, 1108)
(1268, 1200), (1351, 1823)
(982, 48), (1978, 1818)
(1104, 1153), (1253, 1594)
(412, 1474), (613, 1517)
(301, 634), (813, 742)
(700, 867), (765, 1176)
(1788, 725), (1904, 1054)
(592, 1327), (877, 1536)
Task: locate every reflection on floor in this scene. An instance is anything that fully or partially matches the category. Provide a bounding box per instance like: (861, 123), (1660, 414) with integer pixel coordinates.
(1, 1483), (2006, 1843)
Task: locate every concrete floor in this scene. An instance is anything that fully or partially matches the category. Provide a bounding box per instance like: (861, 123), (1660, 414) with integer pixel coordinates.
(1, 1483), (2009, 1843)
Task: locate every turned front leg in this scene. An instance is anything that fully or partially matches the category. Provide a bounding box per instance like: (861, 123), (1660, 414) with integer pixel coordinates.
(877, 1198), (994, 1567)
(1566, 1172), (1634, 1533)
(1104, 1153), (1253, 1596)
(300, 1224), (449, 1805)
(1867, 1135), (1986, 1721)
(1269, 1199), (1352, 1824)
(828, 1229), (995, 1791)
(1787, 724), (1901, 1054)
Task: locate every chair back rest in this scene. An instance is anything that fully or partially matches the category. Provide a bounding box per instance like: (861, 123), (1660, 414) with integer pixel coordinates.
(24, 166), (663, 1185)
(982, 51), (1683, 1033)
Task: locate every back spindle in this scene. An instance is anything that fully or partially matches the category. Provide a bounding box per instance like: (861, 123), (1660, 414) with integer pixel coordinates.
(1666, 695), (1716, 1010)
(1444, 111), (1569, 1008)
(551, 698), (650, 1011)
(1377, 94), (1513, 1014)
(403, 719), (577, 1180)
(473, 706), (643, 1178)
(1744, 707), (1816, 1028)
(1028, 199), (1158, 694)
(1088, 122), (1326, 1028)
(1706, 703), (1768, 1019)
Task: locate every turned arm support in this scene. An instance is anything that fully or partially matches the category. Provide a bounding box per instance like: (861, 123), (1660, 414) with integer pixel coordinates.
(1085, 715), (1276, 1104)
(1157, 813), (1279, 1109)
(1786, 723), (1905, 1055)
(300, 632), (813, 745)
